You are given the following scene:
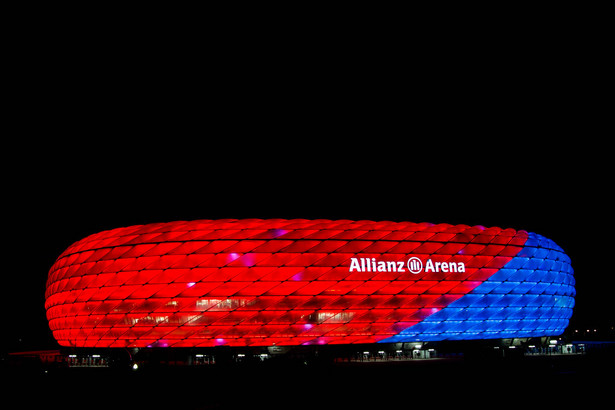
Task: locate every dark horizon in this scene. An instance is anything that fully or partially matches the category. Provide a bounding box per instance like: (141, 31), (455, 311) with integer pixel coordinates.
(3, 141), (613, 353)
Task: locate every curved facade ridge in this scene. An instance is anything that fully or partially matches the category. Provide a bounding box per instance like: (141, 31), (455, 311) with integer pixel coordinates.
(45, 219), (575, 348)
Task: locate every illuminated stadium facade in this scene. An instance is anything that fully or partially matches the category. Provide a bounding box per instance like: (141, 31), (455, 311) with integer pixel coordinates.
(45, 219), (575, 349)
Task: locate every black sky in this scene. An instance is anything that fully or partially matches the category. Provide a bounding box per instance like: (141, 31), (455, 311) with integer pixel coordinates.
(3, 31), (612, 351)
(4, 129), (612, 352)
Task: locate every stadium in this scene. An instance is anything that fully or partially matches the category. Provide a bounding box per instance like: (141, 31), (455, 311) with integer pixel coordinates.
(45, 218), (575, 359)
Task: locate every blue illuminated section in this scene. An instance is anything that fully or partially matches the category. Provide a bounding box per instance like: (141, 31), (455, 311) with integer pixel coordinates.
(380, 233), (575, 342)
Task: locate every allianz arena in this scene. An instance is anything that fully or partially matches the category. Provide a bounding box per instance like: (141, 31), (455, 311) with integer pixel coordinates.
(45, 219), (575, 348)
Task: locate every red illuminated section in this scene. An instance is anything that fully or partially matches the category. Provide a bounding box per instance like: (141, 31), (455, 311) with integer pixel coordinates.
(45, 219), (528, 347)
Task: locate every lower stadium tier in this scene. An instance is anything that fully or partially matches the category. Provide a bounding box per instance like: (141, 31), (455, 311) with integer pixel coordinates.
(45, 219), (575, 347)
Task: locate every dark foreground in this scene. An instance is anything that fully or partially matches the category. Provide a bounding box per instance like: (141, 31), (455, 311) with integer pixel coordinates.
(3, 353), (612, 409)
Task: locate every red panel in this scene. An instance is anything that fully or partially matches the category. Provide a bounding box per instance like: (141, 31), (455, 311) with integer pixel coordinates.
(45, 218), (528, 347)
(264, 281), (308, 296)
(235, 281), (280, 296)
(349, 281), (390, 295)
(425, 281), (461, 294)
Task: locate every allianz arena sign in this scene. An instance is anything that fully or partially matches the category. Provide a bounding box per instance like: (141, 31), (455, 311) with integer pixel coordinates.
(349, 256), (466, 274)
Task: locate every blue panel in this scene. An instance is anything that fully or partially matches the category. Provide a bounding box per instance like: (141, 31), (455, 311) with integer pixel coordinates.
(517, 247), (537, 258)
(449, 294), (482, 308)
(538, 259), (555, 270)
(449, 309), (473, 320)
(475, 308), (499, 320)
(489, 268), (516, 282)
(523, 258), (542, 270)
(528, 283), (549, 294)
(379, 232), (574, 343)
(547, 249), (561, 260)
(512, 282), (537, 294)
(485, 309), (504, 320)
(506, 257), (529, 269)
(524, 236), (541, 248)
(508, 269), (532, 282)
(492, 282), (520, 294)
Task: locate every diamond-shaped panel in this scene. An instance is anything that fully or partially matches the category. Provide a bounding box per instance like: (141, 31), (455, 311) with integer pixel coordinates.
(45, 219), (574, 348)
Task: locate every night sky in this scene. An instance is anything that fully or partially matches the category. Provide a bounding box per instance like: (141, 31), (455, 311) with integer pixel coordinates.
(3, 31), (612, 352)
(3, 123), (612, 353)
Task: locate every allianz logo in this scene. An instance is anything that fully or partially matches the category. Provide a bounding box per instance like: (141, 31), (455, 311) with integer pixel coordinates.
(349, 257), (466, 274)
